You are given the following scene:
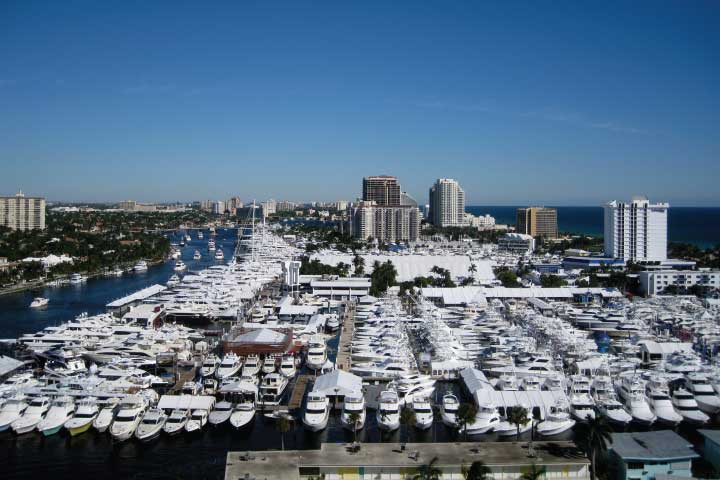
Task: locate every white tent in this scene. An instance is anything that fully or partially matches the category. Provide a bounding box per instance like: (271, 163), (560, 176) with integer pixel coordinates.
(312, 370), (362, 397)
(157, 394), (216, 411)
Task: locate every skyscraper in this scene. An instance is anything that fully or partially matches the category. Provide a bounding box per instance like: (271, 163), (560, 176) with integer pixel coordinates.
(428, 178), (466, 227)
(516, 207), (558, 238)
(0, 191), (46, 230)
(604, 197), (668, 262)
(362, 175), (401, 206)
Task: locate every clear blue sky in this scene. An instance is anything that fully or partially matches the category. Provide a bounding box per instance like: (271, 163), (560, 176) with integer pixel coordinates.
(1, 1), (718, 206)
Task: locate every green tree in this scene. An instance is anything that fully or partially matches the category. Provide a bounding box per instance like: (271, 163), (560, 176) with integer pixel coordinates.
(412, 456), (442, 480)
(494, 268), (520, 288)
(540, 274), (566, 288)
(276, 415), (291, 451)
(576, 415), (612, 480)
(462, 460), (492, 480)
(520, 463), (546, 480)
(506, 406), (530, 441)
(369, 260), (397, 296)
(347, 411), (362, 443)
(456, 403), (478, 441)
(353, 254), (365, 276)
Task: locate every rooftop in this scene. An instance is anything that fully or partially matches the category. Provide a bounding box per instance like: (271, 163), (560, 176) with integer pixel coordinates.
(610, 431), (699, 462)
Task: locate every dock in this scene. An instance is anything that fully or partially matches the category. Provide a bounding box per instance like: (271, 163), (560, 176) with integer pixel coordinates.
(334, 303), (355, 371)
(170, 365), (198, 393)
(287, 374), (311, 409)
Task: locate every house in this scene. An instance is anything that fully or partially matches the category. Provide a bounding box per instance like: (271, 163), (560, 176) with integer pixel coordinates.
(609, 431), (698, 480)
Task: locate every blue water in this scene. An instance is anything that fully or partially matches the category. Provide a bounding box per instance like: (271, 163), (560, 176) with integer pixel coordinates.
(466, 206), (720, 249)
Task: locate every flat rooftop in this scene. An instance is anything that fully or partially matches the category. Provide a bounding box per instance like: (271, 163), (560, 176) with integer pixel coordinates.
(225, 441), (588, 480)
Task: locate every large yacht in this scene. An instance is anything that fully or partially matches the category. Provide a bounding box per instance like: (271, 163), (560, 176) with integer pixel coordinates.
(37, 396), (75, 436)
(64, 397), (99, 436)
(163, 409), (190, 435)
(684, 373), (720, 415)
(340, 393), (366, 431)
(537, 401), (575, 436)
(306, 338), (328, 371)
(259, 373), (289, 406)
(440, 393), (459, 427)
(229, 402), (256, 430)
(412, 397), (434, 430)
(616, 375), (656, 426)
(135, 408), (167, 442)
(110, 395), (147, 441)
(133, 260), (148, 272)
(302, 393), (330, 432)
(11, 396), (51, 435)
(216, 353), (242, 379)
(672, 388), (709, 425)
(376, 389), (400, 431)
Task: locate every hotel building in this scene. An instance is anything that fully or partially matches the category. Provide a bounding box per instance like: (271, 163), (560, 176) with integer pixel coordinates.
(0, 191), (46, 230)
(604, 197), (668, 262)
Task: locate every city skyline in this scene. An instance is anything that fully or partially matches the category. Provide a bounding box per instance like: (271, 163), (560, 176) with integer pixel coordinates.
(1, 1), (719, 206)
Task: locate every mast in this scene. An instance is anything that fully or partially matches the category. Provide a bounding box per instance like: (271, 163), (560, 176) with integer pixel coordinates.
(251, 199), (256, 263)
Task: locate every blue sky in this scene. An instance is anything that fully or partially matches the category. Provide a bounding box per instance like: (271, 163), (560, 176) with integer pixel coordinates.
(1, 1), (718, 206)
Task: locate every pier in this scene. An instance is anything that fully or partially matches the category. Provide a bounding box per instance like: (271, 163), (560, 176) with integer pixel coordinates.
(287, 374), (311, 410)
(334, 303), (355, 371)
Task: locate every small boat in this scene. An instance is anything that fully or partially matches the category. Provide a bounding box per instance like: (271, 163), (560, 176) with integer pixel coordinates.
(185, 409), (209, 433)
(0, 396), (28, 432)
(37, 396), (75, 436)
(208, 240), (216, 251)
(69, 273), (86, 284)
(193, 250), (202, 260)
(537, 401), (576, 436)
(174, 260), (187, 271)
(208, 401), (234, 426)
(440, 393), (459, 427)
(135, 408), (167, 442)
(93, 398), (120, 433)
(30, 297), (49, 308)
(133, 260), (148, 272)
(229, 403), (256, 430)
(11, 396), (51, 435)
(198, 231), (204, 239)
(376, 389), (400, 432)
(110, 395), (147, 441)
(325, 314), (341, 332)
(167, 274), (181, 287)
(214, 249), (224, 261)
(164, 409), (190, 435)
(64, 397), (99, 436)
(110, 267), (124, 277)
(412, 397), (433, 430)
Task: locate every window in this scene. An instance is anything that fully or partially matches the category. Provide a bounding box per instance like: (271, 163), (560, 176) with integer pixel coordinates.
(627, 462), (644, 470)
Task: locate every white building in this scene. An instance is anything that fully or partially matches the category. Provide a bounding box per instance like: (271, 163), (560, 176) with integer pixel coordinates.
(638, 269), (720, 296)
(498, 233), (535, 254)
(604, 197), (668, 261)
(464, 213), (496, 229)
(350, 201), (420, 243)
(428, 178), (465, 227)
(0, 191), (46, 230)
(212, 201), (226, 215)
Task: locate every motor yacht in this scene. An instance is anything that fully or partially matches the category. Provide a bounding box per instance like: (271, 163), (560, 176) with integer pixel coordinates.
(110, 395), (147, 441)
(279, 355), (297, 378)
(241, 355), (262, 377)
(167, 274), (181, 287)
(203, 378), (218, 395)
(260, 373), (289, 406)
(201, 354), (220, 377)
(672, 388), (709, 425)
(208, 239), (216, 251)
(229, 402), (256, 430)
(93, 398), (120, 433)
(303, 393), (330, 432)
(597, 398), (633, 426)
(537, 401), (575, 436)
(568, 376), (596, 422)
(30, 297), (49, 308)
(616, 375), (656, 425)
(133, 260), (148, 272)
(325, 314), (341, 332)
(64, 397), (99, 436)
(376, 389), (400, 432)
(37, 396), (75, 436)
(214, 250), (224, 261)
(412, 397), (434, 430)
(340, 394), (366, 431)
(135, 408), (167, 442)
(684, 372), (720, 415)
(69, 273), (86, 284)
(11, 396), (50, 435)
(306, 339), (328, 371)
(209, 401), (234, 426)
(216, 353), (242, 379)
(174, 260), (187, 272)
(465, 402), (501, 435)
(262, 355), (279, 374)
(163, 409), (190, 435)
(185, 409), (209, 433)
(197, 231), (204, 239)
(193, 250), (202, 260)
(0, 396), (28, 432)
(646, 385), (683, 426)
(440, 393), (459, 427)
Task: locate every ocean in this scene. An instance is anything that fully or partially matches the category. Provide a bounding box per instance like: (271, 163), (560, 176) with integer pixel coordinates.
(466, 206), (720, 249)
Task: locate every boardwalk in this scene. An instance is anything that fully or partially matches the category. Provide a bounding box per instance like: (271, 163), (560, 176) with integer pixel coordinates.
(287, 374), (311, 409)
(334, 304), (355, 371)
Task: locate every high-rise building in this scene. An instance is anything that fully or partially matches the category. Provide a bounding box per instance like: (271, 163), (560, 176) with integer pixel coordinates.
(428, 178), (466, 227)
(212, 201), (226, 215)
(0, 191), (46, 230)
(604, 197), (668, 262)
(516, 207), (558, 238)
(362, 175), (401, 206)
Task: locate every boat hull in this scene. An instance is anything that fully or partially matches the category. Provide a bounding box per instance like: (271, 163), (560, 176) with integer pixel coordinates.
(67, 421), (93, 436)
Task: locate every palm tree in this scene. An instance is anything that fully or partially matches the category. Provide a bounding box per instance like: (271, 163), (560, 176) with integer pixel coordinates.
(462, 460), (492, 480)
(456, 403), (478, 441)
(347, 411), (361, 443)
(506, 406), (530, 441)
(520, 463), (546, 480)
(468, 263), (477, 277)
(400, 407), (416, 443)
(412, 456), (442, 480)
(576, 415), (612, 480)
(276, 415), (291, 451)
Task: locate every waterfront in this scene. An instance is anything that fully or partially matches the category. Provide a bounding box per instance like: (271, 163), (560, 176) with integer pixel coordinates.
(467, 206), (720, 249)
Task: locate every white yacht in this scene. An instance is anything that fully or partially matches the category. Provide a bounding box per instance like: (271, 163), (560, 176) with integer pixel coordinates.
(325, 314), (341, 332)
(465, 402), (501, 435)
(185, 409), (209, 433)
(241, 355), (262, 377)
(135, 408), (167, 442)
(93, 398), (120, 433)
(216, 353), (242, 380)
(201, 354), (220, 377)
(174, 260), (187, 272)
(167, 273), (181, 287)
(376, 389), (400, 432)
(215, 250), (224, 261)
(440, 393), (459, 427)
(303, 393), (330, 432)
(229, 402), (256, 430)
(30, 297), (49, 308)
(260, 373), (289, 406)
(133, 260), (148, 272)
(672, 388), (709, 425)
(568, 376), (596, 422)
(69, 273), (86, 284)
(209, 401), (234, 426)
(64, 397), (99, 436)
(537, 401), (575, 436)
(0, 396), (28, 432)
(208, 239), (216, 251)
(163, 409), (190, 435)
(262, 355), (279, 374)
(340, 393), (366, 431)
(193, 250), (202, 260)
(412, 397), (434, 430)
(597, 398), (633, 426)
(616, 375), (656, 426)
(684, 373), (720, 415)
(306, 338), (328, 371)
(279, 355), (297, 378)
(197, 231), (204, 239)
(646, 385), (683, 426)
(11, 396), (51, 435)
(110, 395), (147, 441)
(111, 267), (124, 277)
(37, 396), (75, 436)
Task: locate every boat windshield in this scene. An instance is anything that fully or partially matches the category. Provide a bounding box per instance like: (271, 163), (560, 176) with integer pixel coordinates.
(116, 414), (137, 422)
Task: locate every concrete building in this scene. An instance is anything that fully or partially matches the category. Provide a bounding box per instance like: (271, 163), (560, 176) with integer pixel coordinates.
(212, 201), (226, 215)
(350, 201), (420, 243)
(604, 197), (668, 262)
(261, 199), (277, 216)
(225, 441), (591, 480)
(428, 178), (466, 227)
(464, 212), (496, 229)
(638, 269), (720, 296)
(400, 191), (418, 207)
(698, 430), (720, 473)
(516, 206), (558, 238)
(562, 256), (626, 270)
(0, 191), (46, 230)
(498, 232), (535, 254)
(608, 431), (698, 480)
(362, 175), (400, 206)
